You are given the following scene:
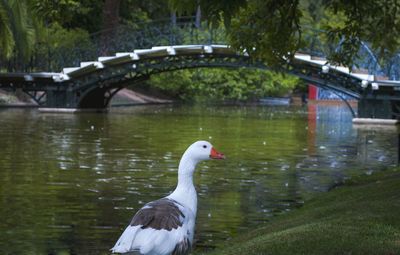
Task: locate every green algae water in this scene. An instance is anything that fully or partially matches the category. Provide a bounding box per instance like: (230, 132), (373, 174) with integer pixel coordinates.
(0, 104), (398, 254)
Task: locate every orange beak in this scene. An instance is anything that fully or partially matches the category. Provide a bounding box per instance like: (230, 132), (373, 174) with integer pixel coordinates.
(210, 147), (225, 159)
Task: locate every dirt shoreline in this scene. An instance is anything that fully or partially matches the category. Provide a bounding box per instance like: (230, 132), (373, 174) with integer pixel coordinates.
(0, 88), (173, 107)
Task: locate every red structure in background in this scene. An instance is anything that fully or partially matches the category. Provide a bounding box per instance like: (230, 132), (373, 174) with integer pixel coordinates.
(308, 85), (318, 100)
(307, 103), (317, 155)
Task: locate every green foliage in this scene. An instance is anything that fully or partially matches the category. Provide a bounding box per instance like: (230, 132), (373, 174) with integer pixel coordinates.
(0, 0), (39, 60)
(323, 0), (400, 66)
(32, 0), (86, 25)
(171, 0), (400, 68)
(0, 3), (14, 58)
(120, 0), (170, 25)
(5, 0), (398, 97)
(41, 23), (90, 49)
(148, 68), (300, 102)
(34, 23), (93, 70)
(32, 0), (102, 32)
(169, 0), (247, 28)
(230, 0), (302, 68)
(1, 0), (400, 69)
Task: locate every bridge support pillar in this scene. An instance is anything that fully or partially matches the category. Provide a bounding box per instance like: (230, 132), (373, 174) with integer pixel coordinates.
(46, 90), (68, 108)
(357, 98), (399, 120)
(41, 87), (113, 111)
(45, 90), (79, 108)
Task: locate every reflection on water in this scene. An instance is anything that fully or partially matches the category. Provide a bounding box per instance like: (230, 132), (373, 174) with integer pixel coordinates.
(0, 104), (397, 254)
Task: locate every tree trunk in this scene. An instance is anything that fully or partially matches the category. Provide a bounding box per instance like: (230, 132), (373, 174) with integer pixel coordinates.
(195, 4), (201, 28)
(171, 11), (177, 26)
(100, 0), (121, 55)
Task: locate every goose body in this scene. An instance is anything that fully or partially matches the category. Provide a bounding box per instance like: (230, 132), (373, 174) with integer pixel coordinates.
(111, 141), (225, 255)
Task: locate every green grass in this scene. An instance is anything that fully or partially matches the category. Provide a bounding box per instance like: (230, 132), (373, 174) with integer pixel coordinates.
(199, 169), (400, 255)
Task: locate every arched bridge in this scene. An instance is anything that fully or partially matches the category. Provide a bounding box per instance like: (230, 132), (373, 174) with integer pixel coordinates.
(1, 17), (400, 119)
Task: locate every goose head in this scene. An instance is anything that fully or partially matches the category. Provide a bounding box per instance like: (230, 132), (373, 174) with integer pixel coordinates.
(182, 140), (225, 164)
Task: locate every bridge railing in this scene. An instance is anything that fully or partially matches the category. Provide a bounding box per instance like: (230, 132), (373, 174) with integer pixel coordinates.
(301, 29), (400, 81)
(299, 29), (385, 78)
(2, 17), (226, 73)
(1, 16), (400, 81)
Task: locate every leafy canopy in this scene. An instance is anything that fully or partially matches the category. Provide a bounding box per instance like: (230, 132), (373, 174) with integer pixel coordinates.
(148, 68), (300, 102)
(169, 0), (400, 67)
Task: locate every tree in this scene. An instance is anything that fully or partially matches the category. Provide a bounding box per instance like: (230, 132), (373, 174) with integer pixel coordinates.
(0, 0), (38, 61)
(32, 0), (102, 33)
(0, 2), (14, 59)
(169, 0), (400, 68)
(147, 68), (300, 102)
(229, 0), (302, 68)
(169, 0), (247, 28)
(323, 0), (400, 66)
(100, 0), (121, 55)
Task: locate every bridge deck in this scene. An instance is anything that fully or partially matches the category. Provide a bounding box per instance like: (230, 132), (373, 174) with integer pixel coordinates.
(1, 45), (397, 87)
(0, 44), (400, 118)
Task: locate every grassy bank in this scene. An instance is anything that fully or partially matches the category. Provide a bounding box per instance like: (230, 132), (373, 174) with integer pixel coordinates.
(200, 169), (400, 255)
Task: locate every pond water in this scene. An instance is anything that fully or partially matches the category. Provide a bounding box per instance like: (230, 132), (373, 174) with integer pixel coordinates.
(0, 104), (398, 254)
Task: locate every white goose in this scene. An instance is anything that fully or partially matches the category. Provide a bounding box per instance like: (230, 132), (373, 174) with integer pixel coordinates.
(111, 140), (225, 255)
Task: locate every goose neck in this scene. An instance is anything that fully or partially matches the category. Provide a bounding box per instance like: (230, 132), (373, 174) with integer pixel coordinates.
(177, 156), (197, 188)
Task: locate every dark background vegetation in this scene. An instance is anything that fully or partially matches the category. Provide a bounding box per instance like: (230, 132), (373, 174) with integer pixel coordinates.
(1, 0), (399, 102)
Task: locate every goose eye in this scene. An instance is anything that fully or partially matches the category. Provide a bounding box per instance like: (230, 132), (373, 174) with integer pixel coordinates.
(203, 145), (207, 149)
